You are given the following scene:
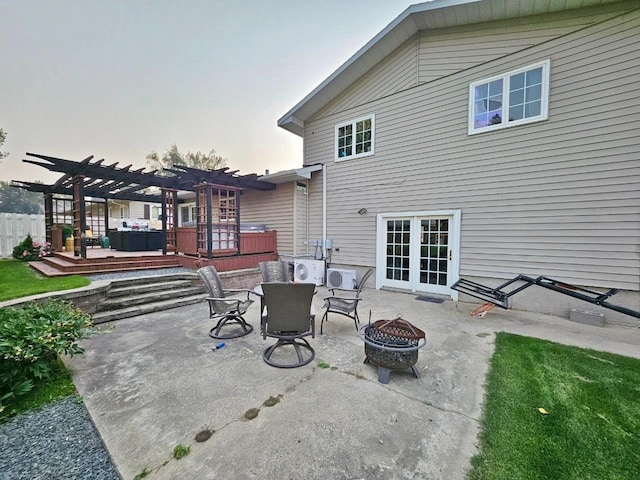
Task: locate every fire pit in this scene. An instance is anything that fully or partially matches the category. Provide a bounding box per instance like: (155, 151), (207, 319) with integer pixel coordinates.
(359, 318), (427, 384)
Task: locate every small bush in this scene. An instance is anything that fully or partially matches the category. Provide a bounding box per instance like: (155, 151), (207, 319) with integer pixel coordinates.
(0, 298), (93, 413)
(12, 234), (51, 261)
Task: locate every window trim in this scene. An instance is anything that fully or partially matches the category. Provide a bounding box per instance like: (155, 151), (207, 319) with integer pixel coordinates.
(334, 114), (375, 161)
(468, 60), (550, 135)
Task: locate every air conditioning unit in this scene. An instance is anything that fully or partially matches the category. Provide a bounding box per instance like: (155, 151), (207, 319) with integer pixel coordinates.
(326, 268), (357, 290)
(294, 259), (325, 286)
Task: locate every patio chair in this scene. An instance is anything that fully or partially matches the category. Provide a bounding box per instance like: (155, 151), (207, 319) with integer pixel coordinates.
(261, 282), (316, 368)
(320, 268), (373, 334)
(197, 266), (254, 339)
(259, 260), (290, 282)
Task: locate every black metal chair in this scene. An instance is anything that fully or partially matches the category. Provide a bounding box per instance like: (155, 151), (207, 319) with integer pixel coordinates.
(261, 282), (316, 368)
(259, 260), (290, 282)
(321, 268), (373, 334)
(197, 266), (254, 339)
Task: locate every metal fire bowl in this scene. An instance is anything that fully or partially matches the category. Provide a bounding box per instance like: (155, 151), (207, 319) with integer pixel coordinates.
(358, 324), (427, 371)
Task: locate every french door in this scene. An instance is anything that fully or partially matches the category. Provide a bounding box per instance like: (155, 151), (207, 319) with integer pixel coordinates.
(377, 211), (460, 296)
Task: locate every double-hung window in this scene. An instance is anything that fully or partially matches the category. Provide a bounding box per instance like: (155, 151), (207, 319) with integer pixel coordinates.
(469, 60), (550, 134)
(335, 114), (375, 161)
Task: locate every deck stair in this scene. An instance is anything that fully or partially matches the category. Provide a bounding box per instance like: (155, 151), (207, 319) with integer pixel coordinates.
(91, 274), (206, 324)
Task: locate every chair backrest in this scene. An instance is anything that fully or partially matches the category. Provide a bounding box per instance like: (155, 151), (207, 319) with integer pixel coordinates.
(356, 268), (374, 296)
(259, 261), (290, 282)
(197, 266), (224, 298)
(262, 282), (315, 333)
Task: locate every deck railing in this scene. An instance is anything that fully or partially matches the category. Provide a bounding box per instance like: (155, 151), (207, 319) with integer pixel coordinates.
(175, 228), (277, 257)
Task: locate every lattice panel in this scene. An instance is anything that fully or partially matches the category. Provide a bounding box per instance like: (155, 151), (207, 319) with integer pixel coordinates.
(164, 189), (177, 252)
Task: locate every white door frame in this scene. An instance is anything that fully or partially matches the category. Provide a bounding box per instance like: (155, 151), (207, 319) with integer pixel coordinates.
(376, 210), (461, 300)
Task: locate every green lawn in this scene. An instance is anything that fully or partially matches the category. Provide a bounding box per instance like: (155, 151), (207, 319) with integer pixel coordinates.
(0, 259), (90, 302)
(469, 333), (640, 480)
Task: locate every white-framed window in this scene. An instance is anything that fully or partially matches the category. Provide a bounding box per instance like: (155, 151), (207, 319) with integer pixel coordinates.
(180, 204), (197, 226)
(335, 114), (375, 161)
(469, 60), (550, 135)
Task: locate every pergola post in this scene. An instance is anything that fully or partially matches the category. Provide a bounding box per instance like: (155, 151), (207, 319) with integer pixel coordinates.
(44, 193), (54, 245)
(72, 175), (86, 258)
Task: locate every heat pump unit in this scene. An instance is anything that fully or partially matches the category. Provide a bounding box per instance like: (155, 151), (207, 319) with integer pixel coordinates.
(326, 268), (357, 290)
(294, 259), (325, 286)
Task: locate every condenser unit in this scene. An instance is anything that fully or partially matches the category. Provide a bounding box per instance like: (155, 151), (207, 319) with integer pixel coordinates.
(326, 268), (357, 291)
(293, 259), (325, 286)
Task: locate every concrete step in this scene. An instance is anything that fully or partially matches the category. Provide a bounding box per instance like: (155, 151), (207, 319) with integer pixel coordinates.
(92, 295), (205, 324)
(97, 286), (206, 311)
(106, 279), (198, 298)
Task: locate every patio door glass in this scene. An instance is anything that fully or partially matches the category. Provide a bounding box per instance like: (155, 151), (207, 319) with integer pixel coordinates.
(385, 219), (411, 283)
(418, 218), (450, 292)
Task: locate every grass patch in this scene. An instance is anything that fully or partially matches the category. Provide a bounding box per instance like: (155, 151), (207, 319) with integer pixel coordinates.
(172, 444), (191, 460)
(0, 259), (89, 301)
(0, 358), (76, 422)
(469, 333), (640, 480)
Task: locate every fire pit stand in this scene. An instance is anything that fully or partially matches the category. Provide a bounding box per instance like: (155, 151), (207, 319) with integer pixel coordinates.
(358, 318), (427, 384)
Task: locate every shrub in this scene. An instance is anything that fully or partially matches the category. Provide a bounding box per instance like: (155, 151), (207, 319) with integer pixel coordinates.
(11, 234), (51, 261)
(0, 298), (93, 413)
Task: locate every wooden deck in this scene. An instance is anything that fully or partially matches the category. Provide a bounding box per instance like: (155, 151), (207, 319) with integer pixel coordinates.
(30, 247), (277, 277)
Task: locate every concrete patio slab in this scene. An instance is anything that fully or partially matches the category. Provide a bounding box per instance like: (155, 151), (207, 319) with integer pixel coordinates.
(64, 287), (640, 480)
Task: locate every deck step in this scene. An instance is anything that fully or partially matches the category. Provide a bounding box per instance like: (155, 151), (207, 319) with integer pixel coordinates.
(31, 255), (181, 276)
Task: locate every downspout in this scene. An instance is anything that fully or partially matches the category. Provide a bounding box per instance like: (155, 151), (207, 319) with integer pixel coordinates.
(322, 164), (327, 259)
(293, 182), (297, 257)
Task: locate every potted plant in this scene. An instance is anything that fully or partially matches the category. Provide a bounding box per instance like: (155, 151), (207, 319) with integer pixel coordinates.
(61, 225), (73, 242)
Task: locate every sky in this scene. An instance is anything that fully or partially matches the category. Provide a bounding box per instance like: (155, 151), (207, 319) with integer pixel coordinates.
(0, 0), (416, 185)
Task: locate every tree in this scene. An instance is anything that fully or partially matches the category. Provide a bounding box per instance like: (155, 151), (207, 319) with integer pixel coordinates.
(146, 144), (227, 174)
(0, 181), (44, 214)
(0, 129), (8, 161)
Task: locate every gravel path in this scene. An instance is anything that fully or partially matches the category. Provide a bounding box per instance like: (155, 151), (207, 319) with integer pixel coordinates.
(0, 397), (120, 480)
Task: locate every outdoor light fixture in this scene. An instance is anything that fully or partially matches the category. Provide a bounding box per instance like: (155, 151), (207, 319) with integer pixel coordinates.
(357, 208), (367, 215)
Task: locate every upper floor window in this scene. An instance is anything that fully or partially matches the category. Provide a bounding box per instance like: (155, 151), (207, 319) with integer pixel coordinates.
(469, 60), (550, 135)
(335, 114), (375, 161)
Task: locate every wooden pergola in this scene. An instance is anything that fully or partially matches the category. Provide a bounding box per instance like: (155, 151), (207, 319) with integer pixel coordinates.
(12, 153), (275, 259)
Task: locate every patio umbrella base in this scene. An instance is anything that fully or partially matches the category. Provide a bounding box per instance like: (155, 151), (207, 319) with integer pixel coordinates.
(209, 315), (254, 339)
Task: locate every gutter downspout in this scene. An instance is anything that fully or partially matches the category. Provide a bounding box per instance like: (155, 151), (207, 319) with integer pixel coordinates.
(322, 164), (327, 259)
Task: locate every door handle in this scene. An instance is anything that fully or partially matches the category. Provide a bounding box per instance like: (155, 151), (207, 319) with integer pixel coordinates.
(449, 250), (452, 261)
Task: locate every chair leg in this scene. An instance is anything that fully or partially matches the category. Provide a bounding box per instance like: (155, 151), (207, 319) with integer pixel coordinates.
(263, 338), (315, 368)
(209, 315), (253, 339)
(320, 310), (329, 335)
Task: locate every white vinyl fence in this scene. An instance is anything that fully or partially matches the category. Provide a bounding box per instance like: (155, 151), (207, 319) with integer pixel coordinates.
(0, 213), (46, 258)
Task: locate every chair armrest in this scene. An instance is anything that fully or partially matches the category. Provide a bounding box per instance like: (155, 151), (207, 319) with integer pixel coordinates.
(223, 288), (253, 300)
(323, 296), (362, 302)
(205, 296), (243, 308)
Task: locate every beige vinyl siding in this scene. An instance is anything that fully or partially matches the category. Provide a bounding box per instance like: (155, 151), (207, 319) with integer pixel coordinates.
(294, 184), (309, 257)
(310, 3), (632, 124)
(303, 7), (640, 291)
(417, 5), (629, 83)
(314, 36), (419, 120)
(240, 183), (294, 256)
